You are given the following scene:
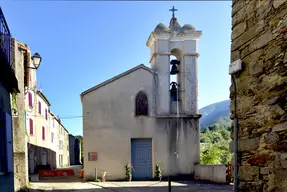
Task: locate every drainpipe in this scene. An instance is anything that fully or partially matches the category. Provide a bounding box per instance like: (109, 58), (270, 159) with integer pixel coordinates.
(231, 75), (238, 192)
(229, 59), (241, 192)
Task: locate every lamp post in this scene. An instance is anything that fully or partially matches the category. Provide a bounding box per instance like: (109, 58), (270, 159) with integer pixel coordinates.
(28, 53), (42, 70)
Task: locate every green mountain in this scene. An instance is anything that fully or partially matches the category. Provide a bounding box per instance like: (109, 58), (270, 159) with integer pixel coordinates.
(199, 100), (231, 129)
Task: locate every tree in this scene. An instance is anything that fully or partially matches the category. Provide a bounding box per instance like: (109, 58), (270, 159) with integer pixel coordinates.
(200, 144), (222, 164)
(200, 124), (232, 164)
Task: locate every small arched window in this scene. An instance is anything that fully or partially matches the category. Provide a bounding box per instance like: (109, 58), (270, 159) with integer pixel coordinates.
(135, 91), (148, 116)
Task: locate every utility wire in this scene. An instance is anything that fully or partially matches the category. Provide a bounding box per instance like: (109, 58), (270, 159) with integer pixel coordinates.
(25, 114), (83, 119)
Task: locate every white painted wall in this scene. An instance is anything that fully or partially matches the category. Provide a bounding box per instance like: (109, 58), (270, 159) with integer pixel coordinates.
(25, 92), (50, 149)
(82, 68), (200, 181)
(194, 164), (227, 183)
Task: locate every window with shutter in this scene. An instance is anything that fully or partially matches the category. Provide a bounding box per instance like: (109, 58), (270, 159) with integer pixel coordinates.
(38, 101), (41, 114)
(29, 119), (33, 135)
(45, 109), (48, 120)
(42, 126), (45, 140)
(28, 92), (33, 107)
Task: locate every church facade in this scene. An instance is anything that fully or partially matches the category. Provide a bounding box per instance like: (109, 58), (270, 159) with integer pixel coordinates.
(80, 9), (202, 181)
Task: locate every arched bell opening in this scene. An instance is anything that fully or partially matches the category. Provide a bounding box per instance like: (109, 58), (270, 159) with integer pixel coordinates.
(169, 48), (182, 101)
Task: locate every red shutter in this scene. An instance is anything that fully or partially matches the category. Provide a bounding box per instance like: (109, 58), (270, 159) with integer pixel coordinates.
(38, 102), (41, 114)
(45, 109), (47, 120)
(29, 119), (33, 135)
(28, 92), (32, 107)
(42, 126), (45, 140)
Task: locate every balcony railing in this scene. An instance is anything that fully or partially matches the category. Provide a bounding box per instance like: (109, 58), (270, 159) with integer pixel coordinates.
(0, 7), (11, 65)
(0, 7), (18, 93)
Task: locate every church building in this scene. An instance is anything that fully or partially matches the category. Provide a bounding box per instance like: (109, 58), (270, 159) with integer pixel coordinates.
(80, 7), (202, 181)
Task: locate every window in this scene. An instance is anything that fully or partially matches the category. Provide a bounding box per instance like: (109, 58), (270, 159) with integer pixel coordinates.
(59, 140), (63, 149)
(42, 126), (45, 140)
(29, 119), (33, 135)
(67, 145), (69, 151)
(38, 101), (41, 114)
(53, 119), (55, 127)
(28, 92), (33, 107)
(135, 91), (148, 116)
(51, 132), (54, 143)
(45, 109), (48, 120)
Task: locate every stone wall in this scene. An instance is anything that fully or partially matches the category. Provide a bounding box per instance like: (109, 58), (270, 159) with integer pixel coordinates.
(12, 38), (29, 191)
(230, 0), (287, 191)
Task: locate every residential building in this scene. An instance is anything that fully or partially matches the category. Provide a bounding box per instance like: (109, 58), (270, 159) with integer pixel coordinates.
(24, 50), (57, 173)
(0, 7), (19, 192)
(49, 111), (59, 169)
(81, 9), (202, 181)
(69, 134), (81, 165)
(57, 122), (70, 167)
(26, 88), (55, 173)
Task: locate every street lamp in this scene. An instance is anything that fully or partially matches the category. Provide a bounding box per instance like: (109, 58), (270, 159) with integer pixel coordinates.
(28, 53), (42, 69)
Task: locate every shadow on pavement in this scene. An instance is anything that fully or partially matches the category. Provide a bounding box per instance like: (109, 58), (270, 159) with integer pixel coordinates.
(37, 176), (85, 183)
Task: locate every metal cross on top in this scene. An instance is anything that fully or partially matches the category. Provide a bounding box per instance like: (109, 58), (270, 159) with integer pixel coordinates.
(169, 6), (178, 18)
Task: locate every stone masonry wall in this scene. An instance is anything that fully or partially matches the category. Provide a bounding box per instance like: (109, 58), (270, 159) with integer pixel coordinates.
(230, 0), (287, 191)
(12, 38), (29, 191)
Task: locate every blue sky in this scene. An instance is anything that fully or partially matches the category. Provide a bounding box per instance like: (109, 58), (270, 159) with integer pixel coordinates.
(1, 1), (232, 136)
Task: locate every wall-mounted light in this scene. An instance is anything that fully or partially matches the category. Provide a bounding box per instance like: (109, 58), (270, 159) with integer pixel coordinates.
(28, 53), (42, 70)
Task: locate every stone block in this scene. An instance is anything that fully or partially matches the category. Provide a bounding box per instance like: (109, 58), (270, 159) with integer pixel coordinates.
(249, 30), (275, 52)
(242, 49), (263, 64)
(264, 44), (282, 61)
(231, 50), (240, 62)
(284, 52), (287, 63)
(238, 166), (259, 181)
(232, 21), (247, 40)
(263, 175), (269, 181)
(270, 105), (285, 119)
(264, 132), (279, 144)
(256, 4), (272, 21)
(232, 5), (247, 27)
(272, 121), (287, 132)
(247, 153), (274, 166)
(273, 0), (287, 9)
(232, 0), (245, 16)
(266, 96), (280, 105)
(238, 181), (263, 191)
(260, 167), (269, 175)
(232, 20), (265, 51)
(238, 137), (260, 152)
(276, 141), (287, 151)
(279, 152), (287, 168)
(248, 60), (263, 75)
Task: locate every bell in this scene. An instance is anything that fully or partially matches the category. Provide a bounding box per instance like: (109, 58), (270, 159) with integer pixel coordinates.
(170, 82), (178, 101)
(170, 82), (178, 92)
(170, 64), (179, 75)
(170, 60), (180, 65)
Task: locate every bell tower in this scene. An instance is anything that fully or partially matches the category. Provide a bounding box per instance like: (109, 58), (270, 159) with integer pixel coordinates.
(146, 7), (202, 116)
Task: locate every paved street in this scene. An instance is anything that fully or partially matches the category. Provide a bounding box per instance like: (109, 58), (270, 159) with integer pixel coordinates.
(28, 176), (232, 192)
(91, 181), (232, 192)
(28, 176), (109, 192)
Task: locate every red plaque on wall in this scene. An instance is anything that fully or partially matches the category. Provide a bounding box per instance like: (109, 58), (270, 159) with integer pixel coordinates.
(88, 152), (97, 161)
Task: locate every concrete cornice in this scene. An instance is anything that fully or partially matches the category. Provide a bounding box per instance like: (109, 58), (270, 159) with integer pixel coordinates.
(147, 31), (202, 48)
(146, 32), (170, 48)
(184, 53), (200, 57)
(149, 52), (171, 63)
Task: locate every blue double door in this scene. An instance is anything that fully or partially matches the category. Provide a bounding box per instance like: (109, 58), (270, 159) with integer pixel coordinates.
(131, 138), (152, 180)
